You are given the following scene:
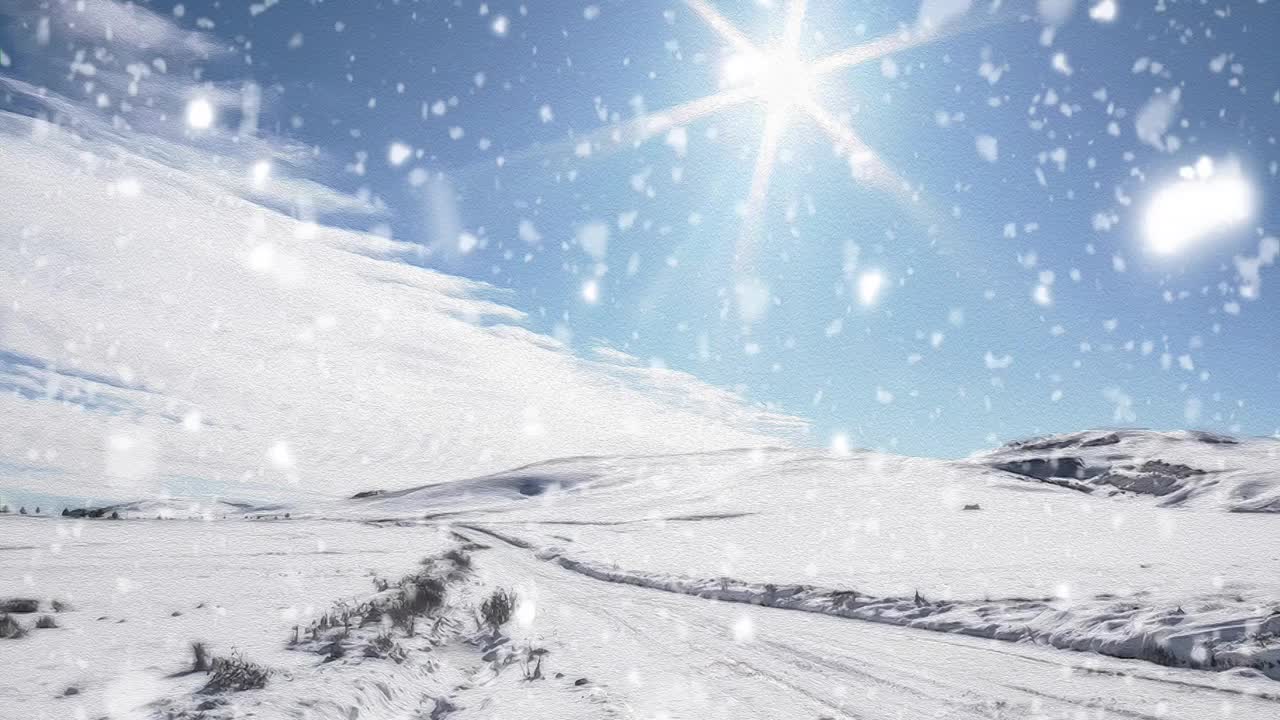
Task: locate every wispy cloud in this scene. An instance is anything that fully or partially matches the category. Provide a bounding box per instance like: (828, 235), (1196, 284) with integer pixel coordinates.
(33, 0), (226, 56)
(2, 0), (373, 218)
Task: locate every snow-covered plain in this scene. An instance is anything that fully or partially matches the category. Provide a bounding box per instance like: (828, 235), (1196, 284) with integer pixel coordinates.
(0, 516), (452, 719)
(4, 431), (1280, 719)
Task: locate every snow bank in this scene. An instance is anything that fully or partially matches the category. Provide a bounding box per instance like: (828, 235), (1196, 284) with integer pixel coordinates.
(505, 537), (1280, 681)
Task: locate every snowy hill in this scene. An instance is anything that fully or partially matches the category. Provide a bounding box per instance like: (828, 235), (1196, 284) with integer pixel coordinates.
(333, 440), (1280, 680)
(0, 110), (801, 505)
(63, 497), (284, 520)
(975, 429), (1280, 512)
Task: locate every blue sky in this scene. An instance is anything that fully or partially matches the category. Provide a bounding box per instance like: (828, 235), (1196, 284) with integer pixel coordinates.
(3, 0), (1278, 460)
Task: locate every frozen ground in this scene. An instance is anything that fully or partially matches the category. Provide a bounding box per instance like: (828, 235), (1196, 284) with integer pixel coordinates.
(3, 431), (1279, 719)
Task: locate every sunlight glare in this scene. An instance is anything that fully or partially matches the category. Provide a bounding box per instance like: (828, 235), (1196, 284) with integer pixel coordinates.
(721, 49), (813, 110)
(1143, 157), (1254, 256)
(185, 97), (215, 130)
(250, 160), (272, 189)
(857, 270), (885, 307)
(1088, 0), (1118, 22)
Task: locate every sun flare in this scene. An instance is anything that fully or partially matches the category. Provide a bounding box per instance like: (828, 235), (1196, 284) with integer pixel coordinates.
(721, 48), (815, 112)
(1143, 156), (1254, 256)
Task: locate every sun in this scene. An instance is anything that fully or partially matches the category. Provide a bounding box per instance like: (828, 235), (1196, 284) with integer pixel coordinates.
(721, 47), (815, 113)
(675, 0), (972, 242)
(569, 1), (980, 217)
(532, 1), (984, 293)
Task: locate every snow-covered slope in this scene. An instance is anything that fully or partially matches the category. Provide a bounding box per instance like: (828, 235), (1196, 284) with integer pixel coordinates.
(975, 429), (1280, 512)
(0, 111), (801, 504)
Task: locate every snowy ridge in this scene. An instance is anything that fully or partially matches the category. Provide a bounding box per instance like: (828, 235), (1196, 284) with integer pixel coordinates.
(976, 429), (1280, 512)
(338, 446), (789, 520)
(66, 497), (282, 520)
(0, 112), (802, 503)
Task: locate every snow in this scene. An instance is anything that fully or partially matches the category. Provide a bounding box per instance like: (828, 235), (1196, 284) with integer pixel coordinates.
(4, 0), (1280, 715)
(975, 134), (999, 162)
(977, 429), (1280, 512)
(184, 98), (214, 130)
(1135, 89), (1181, 151)
(0, 112), (802, 504)
(0, 516), (453, 719)
(857, 270), (885, 307)
(1089, 0), (1118, 22)
(6, 433), (1280, 717)
(333, 434), (1280, 680)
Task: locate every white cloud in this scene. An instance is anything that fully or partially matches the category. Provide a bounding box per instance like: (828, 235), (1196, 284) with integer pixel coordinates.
(0, 2), (376, 221)
(54, 0), (225, 57)
(0, 114), (804, 502)
(387, 142), (413, 167)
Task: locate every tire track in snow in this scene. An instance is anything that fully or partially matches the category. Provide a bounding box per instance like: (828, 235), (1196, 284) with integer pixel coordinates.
(457, 523), (1280, 718)
(458, 523), (1280, 685)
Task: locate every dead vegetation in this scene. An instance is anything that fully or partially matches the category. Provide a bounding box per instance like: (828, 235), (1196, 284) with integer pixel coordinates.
(0, 597), (39, 614)
(200, 651), (271, 693)
(0, 613), (24, 639)
(191, 642), (210, 672)
(292, 546), (476, 667)
(480, 588), (517, 632)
